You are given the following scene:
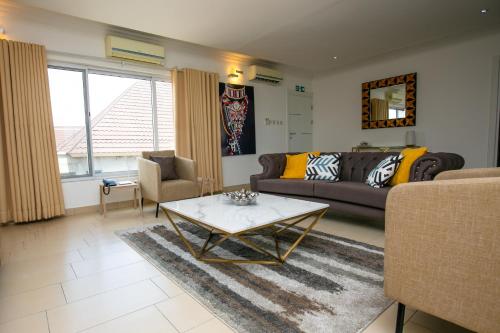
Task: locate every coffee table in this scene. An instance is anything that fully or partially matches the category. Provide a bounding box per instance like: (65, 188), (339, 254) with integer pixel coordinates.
(160, 193), (329, 265)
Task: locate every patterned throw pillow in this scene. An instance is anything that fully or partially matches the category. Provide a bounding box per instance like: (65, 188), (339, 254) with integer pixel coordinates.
(305, 153), (342, 181)
(365, 154), (404, 188)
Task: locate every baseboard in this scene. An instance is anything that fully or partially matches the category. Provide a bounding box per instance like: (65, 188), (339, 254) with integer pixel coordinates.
(65, 199), (140, 216)
(64, 185), (251, 216)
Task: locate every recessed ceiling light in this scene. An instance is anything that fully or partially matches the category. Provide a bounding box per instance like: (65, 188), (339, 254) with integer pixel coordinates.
(480, 8), (488, 15)
(332, 56), (338, 60)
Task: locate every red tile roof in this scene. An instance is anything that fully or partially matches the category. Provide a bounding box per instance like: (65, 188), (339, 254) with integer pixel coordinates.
(56, 80), (174, 157)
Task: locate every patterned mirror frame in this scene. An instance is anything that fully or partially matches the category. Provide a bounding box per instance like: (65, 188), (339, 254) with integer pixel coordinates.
(361, 73), (417, 129)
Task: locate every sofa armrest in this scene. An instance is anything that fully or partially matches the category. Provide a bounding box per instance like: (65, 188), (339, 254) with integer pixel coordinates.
(175, 156), (197, 182)
(385, 178), (500, 333)
(138, 157), (161, 202)
(250, 154), (285, 191)
(435, 167), (500, 180)
(409, 152), (465, 181)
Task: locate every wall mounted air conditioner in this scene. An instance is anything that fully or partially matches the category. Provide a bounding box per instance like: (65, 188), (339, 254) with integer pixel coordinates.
(248, 65), (283, 84)
(105, 36), (165, 65)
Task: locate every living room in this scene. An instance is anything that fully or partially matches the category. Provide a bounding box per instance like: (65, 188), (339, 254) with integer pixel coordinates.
(0, 1), (499, 333)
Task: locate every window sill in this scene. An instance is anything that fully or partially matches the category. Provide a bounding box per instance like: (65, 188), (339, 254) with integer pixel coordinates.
(61, 171), (138, 183)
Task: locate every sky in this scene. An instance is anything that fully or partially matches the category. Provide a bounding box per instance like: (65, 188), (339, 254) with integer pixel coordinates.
(48, 68), (142, 127)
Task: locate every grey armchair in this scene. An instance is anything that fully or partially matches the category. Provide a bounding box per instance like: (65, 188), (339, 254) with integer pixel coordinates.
(138, 150), (199, 217)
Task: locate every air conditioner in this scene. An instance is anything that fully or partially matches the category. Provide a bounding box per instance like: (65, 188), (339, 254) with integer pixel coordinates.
(248, 65), (283, 84)
(105, 36), (165, 65)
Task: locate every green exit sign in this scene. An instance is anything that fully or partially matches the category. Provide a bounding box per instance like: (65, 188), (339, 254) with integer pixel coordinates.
(295, 85), (305, 92)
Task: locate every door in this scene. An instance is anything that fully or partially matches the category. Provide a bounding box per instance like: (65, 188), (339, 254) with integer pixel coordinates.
(288, 92), (313, 152)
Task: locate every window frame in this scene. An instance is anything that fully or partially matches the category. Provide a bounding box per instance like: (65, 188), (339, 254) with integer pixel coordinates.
(48, 64), (172, 180)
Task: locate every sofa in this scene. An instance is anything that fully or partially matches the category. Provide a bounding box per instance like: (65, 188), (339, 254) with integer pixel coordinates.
(385, 167), (500, 333)
(250, 152), (464, 221)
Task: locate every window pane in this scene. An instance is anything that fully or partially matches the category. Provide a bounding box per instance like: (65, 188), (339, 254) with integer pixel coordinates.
(156, 81), (175, 150)
(48, 67), (90, 177)
(88, 73), (153, 174)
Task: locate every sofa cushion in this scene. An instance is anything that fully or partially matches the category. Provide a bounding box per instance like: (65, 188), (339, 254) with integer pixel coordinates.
(258, 179), (323, 197)
(314, 181), (391, 209)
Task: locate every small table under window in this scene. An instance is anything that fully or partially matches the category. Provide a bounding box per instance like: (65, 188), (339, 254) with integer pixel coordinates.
(99, 181), (142, 217)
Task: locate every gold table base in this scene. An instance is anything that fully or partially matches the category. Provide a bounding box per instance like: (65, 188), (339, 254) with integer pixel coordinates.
(161, 207), (328, 265)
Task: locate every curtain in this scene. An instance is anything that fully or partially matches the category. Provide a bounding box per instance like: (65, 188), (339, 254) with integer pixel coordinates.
(172, 68), (223, 191)
(0, 40), (65, 223)
(370, 98), (389, 121)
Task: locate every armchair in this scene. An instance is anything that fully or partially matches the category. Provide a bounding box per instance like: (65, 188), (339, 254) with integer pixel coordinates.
(385, 168), (500, 333)
(138, 150), (199, 217)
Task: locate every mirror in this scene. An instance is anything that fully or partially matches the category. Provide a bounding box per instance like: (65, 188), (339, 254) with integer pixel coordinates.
(361, 73), (416, 129)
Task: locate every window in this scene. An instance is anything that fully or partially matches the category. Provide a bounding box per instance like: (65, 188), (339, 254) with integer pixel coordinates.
(48, 66), (174, 178)
(48, 67), (90, 177)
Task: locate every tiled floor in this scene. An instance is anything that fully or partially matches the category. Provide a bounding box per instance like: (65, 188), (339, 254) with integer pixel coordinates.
(0, 205), (473, 333)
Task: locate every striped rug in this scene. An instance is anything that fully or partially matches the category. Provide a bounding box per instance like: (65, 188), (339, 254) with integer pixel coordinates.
(117, 221), (391, 333)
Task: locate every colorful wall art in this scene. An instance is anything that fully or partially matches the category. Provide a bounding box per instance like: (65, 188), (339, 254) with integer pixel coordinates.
(219, 83), (256, 156)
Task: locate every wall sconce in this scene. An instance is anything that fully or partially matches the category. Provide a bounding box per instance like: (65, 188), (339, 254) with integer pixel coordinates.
(0, 27), (6, 39)
(227, 68), (244, 84)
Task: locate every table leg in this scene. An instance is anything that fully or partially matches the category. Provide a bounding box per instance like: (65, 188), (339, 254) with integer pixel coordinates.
(102, 190), (107, 217)
(99, 187), (103, 215)
(200, 179), (205, 197)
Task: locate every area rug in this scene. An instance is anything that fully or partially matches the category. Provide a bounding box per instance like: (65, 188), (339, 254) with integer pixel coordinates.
(116, 222), (391, 333)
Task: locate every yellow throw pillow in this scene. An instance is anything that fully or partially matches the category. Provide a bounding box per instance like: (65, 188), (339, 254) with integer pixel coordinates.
(390, 147), (428, 185)
(281, 152), (320, 179)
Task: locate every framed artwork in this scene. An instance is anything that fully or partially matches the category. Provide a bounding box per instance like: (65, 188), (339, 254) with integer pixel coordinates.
(219, 82), (256, 156)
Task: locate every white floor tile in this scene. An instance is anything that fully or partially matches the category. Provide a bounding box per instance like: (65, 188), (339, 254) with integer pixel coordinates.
(0, 267), (75, 299)
(78, 242), (133, 260)
(187, 318), (234, 333)
(47, 280), (167, 333)
(71, 250), (144, 278)
(150, 275), (185, 298)
(81, 306), (177, 333)
(156, 293), (214, 332)
(0, 284), (66, 324)
(362, 303), (416, 333)
(0, 312), (49, 333)
(62, 261), (161, 302)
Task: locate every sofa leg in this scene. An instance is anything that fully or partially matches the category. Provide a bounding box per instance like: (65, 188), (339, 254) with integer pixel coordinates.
(395, 303), (405, 333)
(155, 203), (159, 218)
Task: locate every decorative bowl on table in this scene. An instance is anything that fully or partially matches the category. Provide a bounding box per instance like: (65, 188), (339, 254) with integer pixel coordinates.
(222, 189), (259, 206)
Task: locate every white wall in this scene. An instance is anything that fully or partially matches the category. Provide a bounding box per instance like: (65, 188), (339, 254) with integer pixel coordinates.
(313, 31), (500, 168)
(1, 3), (312, 208)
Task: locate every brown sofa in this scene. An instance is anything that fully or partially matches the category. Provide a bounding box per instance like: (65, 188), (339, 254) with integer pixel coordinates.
(250, 152), (464, 221)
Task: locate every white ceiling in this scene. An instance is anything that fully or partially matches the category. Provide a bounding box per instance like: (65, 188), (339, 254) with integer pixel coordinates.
(14, 0), (500, 73)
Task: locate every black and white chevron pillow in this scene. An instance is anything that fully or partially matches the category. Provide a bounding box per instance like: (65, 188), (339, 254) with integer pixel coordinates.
(365, 154), (404, 188)
(305, 153), (342, 181)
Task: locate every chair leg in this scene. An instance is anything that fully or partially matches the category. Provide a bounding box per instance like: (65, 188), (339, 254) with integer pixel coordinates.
(155, 203), (160, 218)
(141, 197), (144, 209)
(395, 303), (405, 333)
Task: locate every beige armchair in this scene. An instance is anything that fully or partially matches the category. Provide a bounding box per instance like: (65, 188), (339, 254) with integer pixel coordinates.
(138, 150), (199, 217)
(385, 168), (500, 333)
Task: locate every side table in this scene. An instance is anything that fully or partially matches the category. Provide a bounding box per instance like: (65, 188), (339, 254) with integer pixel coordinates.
(197, 177), (215, 197)
(99, 182), (143, 217)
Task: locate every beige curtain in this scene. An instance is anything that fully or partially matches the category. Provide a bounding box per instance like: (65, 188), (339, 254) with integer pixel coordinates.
(370, 98), (389, 121)
(172, 68), (223, 191)
(0, 40), (65, 223)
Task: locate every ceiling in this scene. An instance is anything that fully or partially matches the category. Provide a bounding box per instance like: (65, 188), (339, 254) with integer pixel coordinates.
(14, 0), (500, 73)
